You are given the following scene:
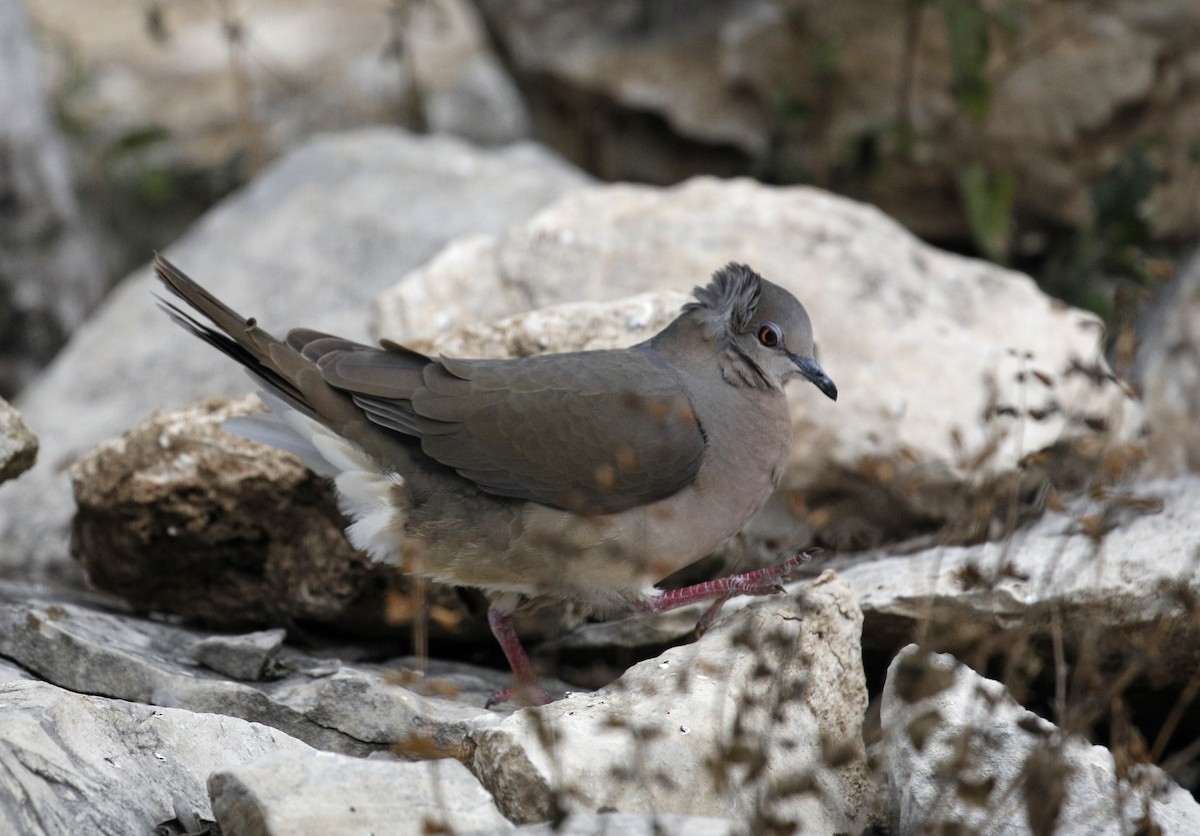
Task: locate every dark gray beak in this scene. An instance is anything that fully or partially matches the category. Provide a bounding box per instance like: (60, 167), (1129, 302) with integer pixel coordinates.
(792, 355), (837, 401)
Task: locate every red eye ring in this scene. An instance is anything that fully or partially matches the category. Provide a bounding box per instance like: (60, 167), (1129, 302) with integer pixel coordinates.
(757, 322), (782, 348)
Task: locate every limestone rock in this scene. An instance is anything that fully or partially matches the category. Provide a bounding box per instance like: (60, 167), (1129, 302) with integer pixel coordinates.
(68, 395), (442, 633)
(406, 290), (691, 359)
(831, 476), (1200, 688)
(209, 752), (510, 835)
(376, 178), (1144, 548)
(0, 679), (311, 836)
(879, 645), (1200, 834)
(0, 396), (36, 483)
(470, 573), (870, 832)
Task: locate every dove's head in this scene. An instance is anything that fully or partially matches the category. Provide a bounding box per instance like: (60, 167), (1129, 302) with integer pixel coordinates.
(687, 263), (837, 399)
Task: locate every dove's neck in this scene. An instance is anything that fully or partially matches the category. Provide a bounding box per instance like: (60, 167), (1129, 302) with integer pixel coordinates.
(649, 310), (774, 391)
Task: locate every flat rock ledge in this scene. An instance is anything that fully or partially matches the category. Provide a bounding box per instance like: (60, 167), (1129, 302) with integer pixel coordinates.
(0, 679), (311, 834)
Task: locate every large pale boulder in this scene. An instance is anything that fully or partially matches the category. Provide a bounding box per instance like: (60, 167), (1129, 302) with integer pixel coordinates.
(470, 573), (871, 831)
(376, 178), (1144, 548)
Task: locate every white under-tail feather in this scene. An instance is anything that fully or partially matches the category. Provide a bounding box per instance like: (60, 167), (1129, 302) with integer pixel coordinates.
(223, 389), (410, 566)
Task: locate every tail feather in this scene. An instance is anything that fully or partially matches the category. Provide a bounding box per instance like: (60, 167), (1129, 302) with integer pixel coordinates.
(154, 253), (360, 434)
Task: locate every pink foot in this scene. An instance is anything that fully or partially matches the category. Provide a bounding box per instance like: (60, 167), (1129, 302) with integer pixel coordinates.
(636, 551), (813, 630)
(485, 607), (554, 707)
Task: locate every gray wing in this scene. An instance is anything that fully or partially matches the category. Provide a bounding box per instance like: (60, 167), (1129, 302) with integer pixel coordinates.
(314, 341), (706, 514)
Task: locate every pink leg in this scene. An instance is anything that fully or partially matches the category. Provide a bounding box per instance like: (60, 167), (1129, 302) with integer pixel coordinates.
(486, 607), (553, 707)
(636, 552), (812, 626)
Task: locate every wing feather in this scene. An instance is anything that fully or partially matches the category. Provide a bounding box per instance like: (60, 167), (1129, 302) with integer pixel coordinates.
(318, 346), (706, 513)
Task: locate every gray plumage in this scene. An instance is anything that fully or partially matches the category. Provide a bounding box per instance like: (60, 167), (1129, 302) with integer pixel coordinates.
(155, 255), (836, 702)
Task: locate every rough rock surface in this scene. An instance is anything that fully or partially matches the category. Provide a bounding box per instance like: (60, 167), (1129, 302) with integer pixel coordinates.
(396, 289), (693, 360)
(1136, 248), (1200, 474)
(209, 752), (510, 835)
(831, 476), (1200, 688)
(69, 395), (440, 633)
(376, 177), (1143, 548)
(0, 678), (312, 836)
(880, 645), (1200, 834)
(470, 573), (870, 832)
(473, 0), (1200, 243)
(0, 129), (588, 582)
(0, 396), (37, 483)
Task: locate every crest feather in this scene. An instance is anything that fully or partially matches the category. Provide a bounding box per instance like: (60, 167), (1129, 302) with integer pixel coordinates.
(685, 263), (763, 333)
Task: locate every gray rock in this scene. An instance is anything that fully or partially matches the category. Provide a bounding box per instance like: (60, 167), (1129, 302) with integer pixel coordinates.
(832, 476), (1200, 687)
(209, 751), (511, 835)
(0, 678), (311, 836)
(0, 396), (36, 483)
(470, 573), (871, 832)
(0, 587), (509, 757)
(193, 628), (287, 681)
(879, 645), (1200, 835)
(0, 0), (105, 396)
(1136, 248), (1200, 474)
(1, 129), (588, 582)
(375, 178), (1143, 549)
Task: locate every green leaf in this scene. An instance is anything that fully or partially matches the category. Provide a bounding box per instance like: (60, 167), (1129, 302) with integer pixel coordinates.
(956, 162), (1015, 262)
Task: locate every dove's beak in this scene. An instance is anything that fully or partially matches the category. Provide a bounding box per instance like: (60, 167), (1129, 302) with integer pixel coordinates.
(792, 355), (837, 401)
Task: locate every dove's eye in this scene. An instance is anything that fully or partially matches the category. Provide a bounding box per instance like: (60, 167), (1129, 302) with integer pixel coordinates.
(757, 322), (782, 348)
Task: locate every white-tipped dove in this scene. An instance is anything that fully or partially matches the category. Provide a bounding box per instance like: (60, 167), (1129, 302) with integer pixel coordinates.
(154, 255), (836, 704)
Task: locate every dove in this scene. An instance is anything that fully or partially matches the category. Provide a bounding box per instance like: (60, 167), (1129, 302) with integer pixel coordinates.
(154, 255), (836, 704)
